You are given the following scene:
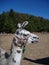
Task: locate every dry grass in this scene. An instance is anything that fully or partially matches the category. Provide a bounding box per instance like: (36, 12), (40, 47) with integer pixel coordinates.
(0, 33), (49, 65)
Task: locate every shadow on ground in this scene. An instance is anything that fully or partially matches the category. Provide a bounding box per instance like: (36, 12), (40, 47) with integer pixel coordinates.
(23, 57), (49, 65)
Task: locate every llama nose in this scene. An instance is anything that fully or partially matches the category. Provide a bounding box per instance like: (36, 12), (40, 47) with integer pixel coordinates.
(31, 41), (34, 43)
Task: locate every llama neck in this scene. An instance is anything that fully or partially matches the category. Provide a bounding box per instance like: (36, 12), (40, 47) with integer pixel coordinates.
(8, 43), (23, 65)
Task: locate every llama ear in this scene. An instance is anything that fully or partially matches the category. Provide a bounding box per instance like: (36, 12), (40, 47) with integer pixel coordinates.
(17, 23), (22, 28)
(17, 21), (28, 28)
(22, 21), (28, 28)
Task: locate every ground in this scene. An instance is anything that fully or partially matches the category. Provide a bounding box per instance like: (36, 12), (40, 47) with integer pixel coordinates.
(0, 33), (49, 65)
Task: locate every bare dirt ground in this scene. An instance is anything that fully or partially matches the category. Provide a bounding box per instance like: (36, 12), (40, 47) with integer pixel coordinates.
(0, 33), (49, 65)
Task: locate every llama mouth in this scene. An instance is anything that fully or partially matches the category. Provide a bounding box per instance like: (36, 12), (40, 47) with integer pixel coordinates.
(17, 50), (21, 53)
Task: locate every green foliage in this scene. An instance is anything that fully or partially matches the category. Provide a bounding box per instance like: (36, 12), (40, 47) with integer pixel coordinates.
(0, 9), (49, 33)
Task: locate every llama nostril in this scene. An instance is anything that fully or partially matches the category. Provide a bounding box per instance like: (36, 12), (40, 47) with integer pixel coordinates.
(31, 41), (34, 43)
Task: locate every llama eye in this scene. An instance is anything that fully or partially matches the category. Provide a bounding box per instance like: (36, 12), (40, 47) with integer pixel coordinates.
(16, 31), (19, 35)
(14, 42), (17, 46)
(23, 34), (27, 36)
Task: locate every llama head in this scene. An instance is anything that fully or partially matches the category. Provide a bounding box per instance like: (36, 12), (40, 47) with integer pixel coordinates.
(15, 21), (39, 44)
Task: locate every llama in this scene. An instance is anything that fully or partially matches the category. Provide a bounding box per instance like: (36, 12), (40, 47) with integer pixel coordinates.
(7, 37), (26, 65)
(8, 21), (39, 65)
(0, 21), (39, 65)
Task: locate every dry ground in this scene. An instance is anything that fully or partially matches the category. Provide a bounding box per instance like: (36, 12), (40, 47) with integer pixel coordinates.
(0, 33), (49, 65)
